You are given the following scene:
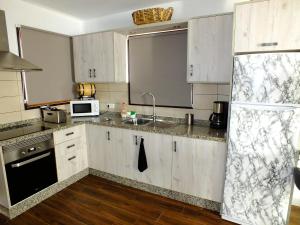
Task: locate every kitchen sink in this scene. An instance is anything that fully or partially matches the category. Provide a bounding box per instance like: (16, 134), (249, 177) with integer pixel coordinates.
(123, 118), (151, 125)
(147, 121), (177, 129)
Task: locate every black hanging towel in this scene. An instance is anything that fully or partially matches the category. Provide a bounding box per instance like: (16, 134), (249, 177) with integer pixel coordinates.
(138, 138), (148, 172)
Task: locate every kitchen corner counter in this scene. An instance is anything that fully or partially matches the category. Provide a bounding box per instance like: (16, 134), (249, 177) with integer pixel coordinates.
(0, 115), (227, 147)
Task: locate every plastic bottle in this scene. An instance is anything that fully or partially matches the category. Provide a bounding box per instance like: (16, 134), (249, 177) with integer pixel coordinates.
(120, 102), (127, 119)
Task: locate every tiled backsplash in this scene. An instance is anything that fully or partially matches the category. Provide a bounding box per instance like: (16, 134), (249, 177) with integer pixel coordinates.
(95, 83), (230, 120)
(0, 72), (41, 124)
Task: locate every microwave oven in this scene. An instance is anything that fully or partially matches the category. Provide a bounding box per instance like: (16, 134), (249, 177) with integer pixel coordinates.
(70, 100), (100, 117)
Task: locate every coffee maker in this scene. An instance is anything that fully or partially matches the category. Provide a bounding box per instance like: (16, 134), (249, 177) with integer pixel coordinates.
(209, 101), (228, 129)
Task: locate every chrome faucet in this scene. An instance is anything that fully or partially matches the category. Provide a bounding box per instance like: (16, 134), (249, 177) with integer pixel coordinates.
(141, 92), (157, 123)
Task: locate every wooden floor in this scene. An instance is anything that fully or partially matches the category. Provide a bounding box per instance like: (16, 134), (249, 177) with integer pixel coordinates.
(290, 205), (300, 225)
(0, 175), (237, 225)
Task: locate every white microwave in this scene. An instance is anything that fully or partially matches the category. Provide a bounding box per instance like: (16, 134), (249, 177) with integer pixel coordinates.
(70, 100), (100, 117)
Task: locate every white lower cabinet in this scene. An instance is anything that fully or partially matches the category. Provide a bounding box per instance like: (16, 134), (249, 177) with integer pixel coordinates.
(122, 130), (173, 189)
(87, 125), (124, 176)
(86, 125), (227, 202)
(54, 125), (88, 182)
(171, 136), (227, 202)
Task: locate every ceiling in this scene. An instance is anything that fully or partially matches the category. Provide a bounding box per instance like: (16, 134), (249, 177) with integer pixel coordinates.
(21, 0), (175, 20)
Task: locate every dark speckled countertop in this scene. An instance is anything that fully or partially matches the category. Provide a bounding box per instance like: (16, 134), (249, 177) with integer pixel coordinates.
(0, 114), (227, 147)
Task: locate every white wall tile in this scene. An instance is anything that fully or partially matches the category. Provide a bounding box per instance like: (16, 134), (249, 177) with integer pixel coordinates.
(0, 96), (21, 114)
(217, 84), (231, 96)
(217, 95), (230, 101)
(193, 95), (217, 110)
(0, 112), (22, 124)
(193, 84), (218, 95)
(0, 72), (18, 81)
(0, 81), (19, 97)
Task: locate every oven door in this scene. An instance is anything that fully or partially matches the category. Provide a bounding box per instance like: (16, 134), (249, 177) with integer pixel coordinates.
(5, 149), (57, 205)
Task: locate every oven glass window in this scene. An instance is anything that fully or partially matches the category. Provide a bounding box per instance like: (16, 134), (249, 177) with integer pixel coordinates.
(73, 104), (92, 113)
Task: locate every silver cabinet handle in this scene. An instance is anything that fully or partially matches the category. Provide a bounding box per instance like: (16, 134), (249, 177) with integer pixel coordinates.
(65, 132), (74, 136)
(135, 135), (138, 145)
(190, 65), (193, 76)
(67, 144), (75, 149)
(89, 69), (92, 78)
(107, 131), (110, 141)
(259, 42), (278, 47)
(11, 152), (51, 168)
(68, 156), (76, 161)
(93, 68), (96, 78)
(174, 141), (177, 152)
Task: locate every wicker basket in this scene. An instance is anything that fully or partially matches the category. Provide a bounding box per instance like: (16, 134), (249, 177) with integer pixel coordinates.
(132, 7), (173, 25)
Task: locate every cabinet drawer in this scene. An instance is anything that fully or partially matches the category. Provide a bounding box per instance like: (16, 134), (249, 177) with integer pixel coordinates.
(55, 138), (81, 157)
(54, 126), (81, 144)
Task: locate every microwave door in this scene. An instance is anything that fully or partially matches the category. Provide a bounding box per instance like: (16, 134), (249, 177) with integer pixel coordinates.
(73, 103), (92, 114)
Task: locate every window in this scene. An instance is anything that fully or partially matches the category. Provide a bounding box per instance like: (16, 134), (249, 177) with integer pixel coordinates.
(18, 27), (75, 109)
(128, 30), (192, 108)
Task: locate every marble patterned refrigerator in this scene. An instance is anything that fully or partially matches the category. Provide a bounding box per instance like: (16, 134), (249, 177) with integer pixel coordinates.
(222, 53), (300, 225)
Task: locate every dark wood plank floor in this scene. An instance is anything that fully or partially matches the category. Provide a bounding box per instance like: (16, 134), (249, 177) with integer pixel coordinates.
(0, 175), (237, 225)
(290, 205), (300, 225)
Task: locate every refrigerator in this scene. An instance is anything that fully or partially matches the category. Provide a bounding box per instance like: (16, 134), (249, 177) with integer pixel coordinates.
(222, 53), (300, 225)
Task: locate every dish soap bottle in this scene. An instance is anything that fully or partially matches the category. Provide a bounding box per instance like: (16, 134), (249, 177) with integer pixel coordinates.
(120, 102), (127, 119)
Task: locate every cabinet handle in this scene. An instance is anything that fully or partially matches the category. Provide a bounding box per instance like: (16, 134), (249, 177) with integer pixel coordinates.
(190, 65), (193, 76)
(93, 68), (96, 78)
(68, 156), (76, 161)
(89, 69), (92, 78)
(65, 132), (74, 136)
(107, 131), (110, 141)
(174, 141), (177, 152)
(259, 42), (278, 47)
(135, 135), (138, 145)
(67, 144), (75, 149)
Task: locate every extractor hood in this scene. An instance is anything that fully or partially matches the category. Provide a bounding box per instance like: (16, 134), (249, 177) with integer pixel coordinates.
(0, 10), (42, 72)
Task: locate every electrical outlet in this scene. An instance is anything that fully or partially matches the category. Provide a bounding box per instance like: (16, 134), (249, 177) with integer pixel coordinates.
(106, 103), (115, 109)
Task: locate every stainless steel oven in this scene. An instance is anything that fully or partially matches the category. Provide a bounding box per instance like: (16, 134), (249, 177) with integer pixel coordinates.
(3, 134), (57, 205)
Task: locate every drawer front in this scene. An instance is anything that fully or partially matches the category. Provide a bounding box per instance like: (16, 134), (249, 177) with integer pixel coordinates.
(54, 126), (81, 144)
(59, 152), (81, 182)
(56, 138), (81, 157)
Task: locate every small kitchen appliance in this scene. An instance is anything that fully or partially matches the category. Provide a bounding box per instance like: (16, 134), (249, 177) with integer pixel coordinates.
(209, 101), (228, 129)
(41, 107), (66, 124)
(70, 99), (99, 117)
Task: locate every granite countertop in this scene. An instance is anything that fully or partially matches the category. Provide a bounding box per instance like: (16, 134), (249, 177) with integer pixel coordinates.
(0, 114), (227, 147)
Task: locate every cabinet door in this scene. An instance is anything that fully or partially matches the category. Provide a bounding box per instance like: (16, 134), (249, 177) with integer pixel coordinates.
(187, 14), (233, 83)
(172, 136), (227, 202)
(73, 35), (94, 83)
(123, 130), (173, 189)
(234, 1), (275, 53)
(91, 32), (115, 83)
(271, 0), (300, 51)
(87, 125), (124, 175)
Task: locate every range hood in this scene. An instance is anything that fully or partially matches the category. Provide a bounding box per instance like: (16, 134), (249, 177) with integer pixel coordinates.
(0, 10), (42, 72)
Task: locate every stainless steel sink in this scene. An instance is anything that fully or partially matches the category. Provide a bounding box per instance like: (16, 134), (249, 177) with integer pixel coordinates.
(147, 120), (177, 129)
(123, 118), (151, 125)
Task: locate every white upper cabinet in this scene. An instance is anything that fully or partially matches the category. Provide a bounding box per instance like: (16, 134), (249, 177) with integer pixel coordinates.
(234, 0), (300, 53)
(73, 32), (127, 83)
(187, 14), (233, 83)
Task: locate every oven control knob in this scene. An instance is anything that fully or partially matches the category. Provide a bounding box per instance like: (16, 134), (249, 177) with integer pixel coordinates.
(21, 151), (26, 155)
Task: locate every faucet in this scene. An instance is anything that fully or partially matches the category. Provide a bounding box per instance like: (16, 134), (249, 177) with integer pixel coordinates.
(141, 92), (157, 123)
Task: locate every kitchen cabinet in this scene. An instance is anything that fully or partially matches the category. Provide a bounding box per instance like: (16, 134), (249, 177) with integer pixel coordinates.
(234, 0), (300, 53)
(73, 31), (127, 83)
(54, 125), (88, 182)
(123, 130), (173, 189)
(87, 125), (124, 176)
(187, 14), (233, 83)
(171, 136), (227, 202)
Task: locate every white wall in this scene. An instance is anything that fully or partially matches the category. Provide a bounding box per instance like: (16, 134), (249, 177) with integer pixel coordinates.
(0, 0), (83, 124)
(84, 0), (247, 33)
(0, 0), (83, 55)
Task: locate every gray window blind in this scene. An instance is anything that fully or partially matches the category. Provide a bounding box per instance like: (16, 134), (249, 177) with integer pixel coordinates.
(128, 30), (192, 108)
(19, 27), (75, 107)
